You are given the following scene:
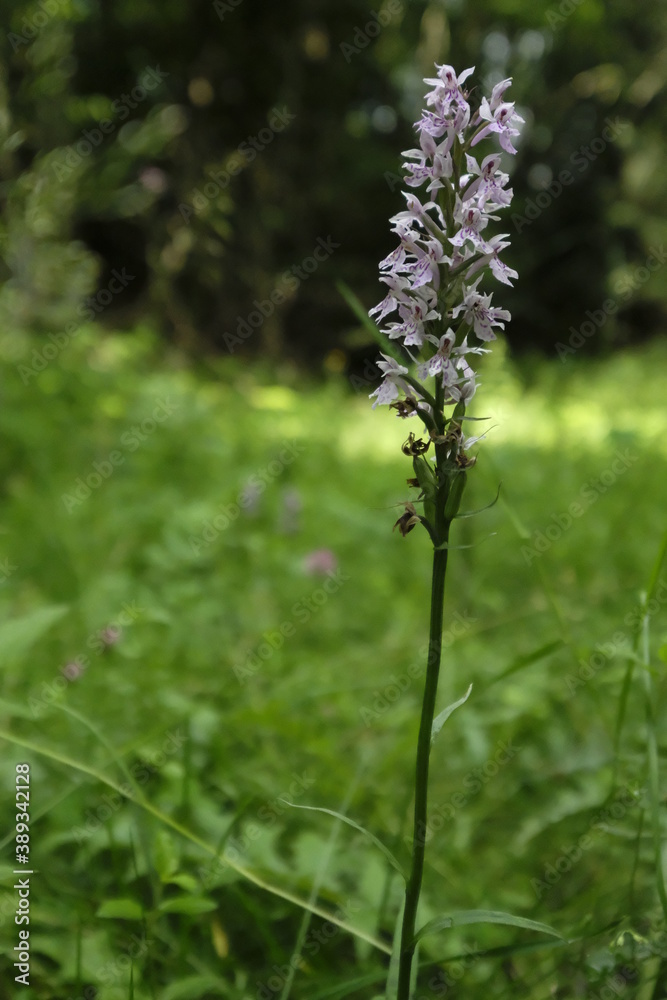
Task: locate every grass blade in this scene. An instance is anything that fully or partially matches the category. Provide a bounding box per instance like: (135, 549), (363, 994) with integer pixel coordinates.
(336, 280), (404, 365)
(385, 898), (404, 1000)
(640, 593), (667, 922)
(431, 684), (472, 745)
(280, 800), (406, 880)
(613, 526), (667, 765)
(0, 727), (392, 956)
(488, 639), (564, 688)
(278, 773), (362, 1000)
(414, 909), (564, 945)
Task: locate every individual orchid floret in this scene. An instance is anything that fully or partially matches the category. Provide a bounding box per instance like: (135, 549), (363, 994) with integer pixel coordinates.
(416, 329), (456, 383)
(417, 101), (471, 144)
(486, 238), (519, 286)
(390, 192), (446, 233)
(451, 279), (511, 341)
(422, 67), (473, 130)
(472, 96), (524, 155)
(486, 77), (514, 110)
(368, 274), (413, 324)
(402, 161), (436, 190)
(461, 153), (513, 208)
(369, 354), (411, 408)
(444, 356), (478, 404)
(402, 129), (439, 165)
(382, 295), (440, 348)
(423, 64), (475, 97)
(379, 220), (425, 272)
(410, 239), (449, 290)
(377, 245), (405, 275)
(402, 132), (455, 191)
(449, 198), (496, 254)
(465, 234), (519, 286)
(425, 151), (455, 194)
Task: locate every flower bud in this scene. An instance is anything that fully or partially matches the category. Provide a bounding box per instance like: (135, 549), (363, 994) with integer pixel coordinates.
(444, 469), (467, 522)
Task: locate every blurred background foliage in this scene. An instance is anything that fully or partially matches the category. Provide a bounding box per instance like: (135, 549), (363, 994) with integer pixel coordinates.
(1, 0), (666, 370)
(0, 328), (666, 997)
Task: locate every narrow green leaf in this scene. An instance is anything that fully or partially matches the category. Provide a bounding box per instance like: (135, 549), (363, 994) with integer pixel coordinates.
(385, 898), (404, 1000)
(280, 800), (406, 881)
(158, 896), (217, 915)
(427, 931), (571, 966)
(640, 590), (667, 922)
(431, 684), (473, 746)
(414, 455), (438, 529)
(414, 909), (564, 945)
(454, 483), (502, 519)
(154, 829), (179, 883)
(614, 526), (667, 769)
(488, 640), (564, 687)
(336, 280), (403, 364)
(96, 898), (143, 920)
(433, 534), (496, 552)
(278, 773), (361, 1000)
(410, 942), (420, 998)
(643, 526), (667, 604)
(167, 873), (200, 893)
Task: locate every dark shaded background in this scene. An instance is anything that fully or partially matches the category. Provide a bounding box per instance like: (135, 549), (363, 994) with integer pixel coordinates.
(1, 0), (666, 371)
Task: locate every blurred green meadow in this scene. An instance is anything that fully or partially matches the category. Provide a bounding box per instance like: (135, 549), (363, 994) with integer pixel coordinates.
(1, 327), (666, 998)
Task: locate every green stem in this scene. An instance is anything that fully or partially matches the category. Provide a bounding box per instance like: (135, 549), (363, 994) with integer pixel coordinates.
(612, 527), (667, 785)
(396, 529), (450, 998)
(640, 608), (667, 923)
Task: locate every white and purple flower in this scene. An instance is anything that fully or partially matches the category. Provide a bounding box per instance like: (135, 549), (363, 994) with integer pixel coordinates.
(369, 64), (521, 435)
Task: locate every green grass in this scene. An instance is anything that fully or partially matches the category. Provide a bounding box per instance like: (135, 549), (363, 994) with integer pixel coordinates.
(0, 327), (666, 998)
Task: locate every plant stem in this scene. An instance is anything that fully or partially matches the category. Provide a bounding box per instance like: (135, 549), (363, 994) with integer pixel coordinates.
(396, 533), (449, 998)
